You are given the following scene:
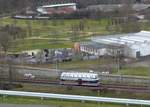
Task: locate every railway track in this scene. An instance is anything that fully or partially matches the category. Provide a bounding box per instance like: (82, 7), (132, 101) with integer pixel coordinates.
(1, 77), (150, 93)
(100, 83), (150, 93)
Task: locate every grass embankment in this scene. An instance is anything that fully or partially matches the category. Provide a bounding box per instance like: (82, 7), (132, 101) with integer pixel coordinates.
(1, 18), (150, 52)
(113, 67), (150, 76)
(0, 18), (111, 52)
(0, 96), (142, 107)
(15, 84), (150, 100)
(0, 83), (149, 107)
(30, 58), (112, 70)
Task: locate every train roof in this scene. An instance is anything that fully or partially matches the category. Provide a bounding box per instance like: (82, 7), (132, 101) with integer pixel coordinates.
(60, 72), (99, 79)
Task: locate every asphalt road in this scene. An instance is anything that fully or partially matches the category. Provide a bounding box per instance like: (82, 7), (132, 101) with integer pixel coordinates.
(0, 104), (57, 107)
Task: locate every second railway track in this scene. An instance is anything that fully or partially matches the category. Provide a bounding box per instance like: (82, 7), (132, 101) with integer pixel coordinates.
(1, 77), (150, 93)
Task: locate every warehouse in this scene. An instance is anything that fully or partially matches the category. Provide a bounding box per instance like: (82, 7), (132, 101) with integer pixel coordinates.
(80, 42), (123, 57)
(80, 31), (150, 58)
(91, 31), (150, 58)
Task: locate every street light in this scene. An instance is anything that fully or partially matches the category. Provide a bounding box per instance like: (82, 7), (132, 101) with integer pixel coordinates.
(54, 50), (62, 75)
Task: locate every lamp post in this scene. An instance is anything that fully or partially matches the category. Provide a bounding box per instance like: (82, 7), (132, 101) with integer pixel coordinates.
(55, 50), (62, 75)
(117, 50), (121, 74)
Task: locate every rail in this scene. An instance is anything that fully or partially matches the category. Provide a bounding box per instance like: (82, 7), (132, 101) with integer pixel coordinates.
(1, 77), (150, 93)
(0, 90), (150, 106)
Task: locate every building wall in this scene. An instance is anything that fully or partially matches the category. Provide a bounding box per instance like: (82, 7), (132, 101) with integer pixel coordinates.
(80, 45), (107, 56)
(80, 43), (150, 58)
(123, 42), (150, 58)
(80, 45), (123, 57)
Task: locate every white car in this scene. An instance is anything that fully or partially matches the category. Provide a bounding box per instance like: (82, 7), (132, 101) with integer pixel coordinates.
(24, 73), (35, 79)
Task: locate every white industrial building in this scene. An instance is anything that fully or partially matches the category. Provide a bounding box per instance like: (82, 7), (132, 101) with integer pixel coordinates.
(37, 3), (76, 15)
(80, 42), (109, 56)
(80, 31), (150, 58)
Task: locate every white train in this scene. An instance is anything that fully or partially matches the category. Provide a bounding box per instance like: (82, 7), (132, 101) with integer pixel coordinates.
(60, 72), (100, 86)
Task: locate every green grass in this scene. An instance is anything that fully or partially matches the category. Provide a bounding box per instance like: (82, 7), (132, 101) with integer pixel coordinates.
(0, 18), (112, 52)
(0, 83), (149, 107)
(140, 21), (150, 31)
(11, 39), (73, 52)
(114, 67), (150, 76)
(15, 83), (150, 100)
(1, 17), (150, 52)
(55, 59), (111, 70)
(0, 96), (142, 107)
(27, 58), (112, 71)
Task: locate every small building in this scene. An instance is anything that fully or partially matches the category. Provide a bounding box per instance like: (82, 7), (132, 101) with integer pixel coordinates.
(80, 42), (123, 57)
(37, 3), (77, 15)
(80, 42), (108, 56)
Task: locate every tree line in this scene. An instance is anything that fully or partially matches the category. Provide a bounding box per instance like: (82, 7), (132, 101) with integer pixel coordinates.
(0, 0), (31, 15)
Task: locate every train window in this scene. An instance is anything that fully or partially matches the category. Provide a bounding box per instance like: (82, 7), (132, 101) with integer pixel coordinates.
(70, 74), (73, 77)
(87, 75), (90, 79)
(95, 75), (98, 78)
(65, 74), (69, 78)
(79, 74), (81, 77)
(74, 75), (77, 78)
(91, 75), (96, 79)
(93, 76), (96, 79)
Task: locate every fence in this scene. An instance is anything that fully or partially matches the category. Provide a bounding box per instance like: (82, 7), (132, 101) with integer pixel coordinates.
(0, 90), (150, 106)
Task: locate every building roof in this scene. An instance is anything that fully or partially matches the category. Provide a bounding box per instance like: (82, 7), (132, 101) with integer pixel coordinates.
(86, 4), (150, 12)
(80, 42), (107, 49)
(133, 4), (150, 11)
(40, 3), (76, 8)
(92, 31), (150, 47)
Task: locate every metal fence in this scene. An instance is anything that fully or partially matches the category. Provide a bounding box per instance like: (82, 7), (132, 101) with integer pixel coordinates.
(0, 90), (150, 106)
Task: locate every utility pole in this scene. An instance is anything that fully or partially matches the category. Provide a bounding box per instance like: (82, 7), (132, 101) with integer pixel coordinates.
(55, 50), (62, 76)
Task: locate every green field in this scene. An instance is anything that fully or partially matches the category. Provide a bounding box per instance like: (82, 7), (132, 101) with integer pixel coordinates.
(0, 96), (143, 107)
(48, 58), (111, 70)
(114, 67), (150, 76)
(0, 18), (112, 52)
(1, 84), (150, 107)
(13, 83), (150, 99)
(0, 17), (150, 52)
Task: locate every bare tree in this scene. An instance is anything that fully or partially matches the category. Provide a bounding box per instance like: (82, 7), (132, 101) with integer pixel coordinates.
(49, 29), (60, 44)
(26, 20), (32, 37)
(0, 31), (12, 89)
(70, 24), (80, 42)
(0, 31), (12, 54)
(0, 25), (25, 88)
(2, 25), (26, 40)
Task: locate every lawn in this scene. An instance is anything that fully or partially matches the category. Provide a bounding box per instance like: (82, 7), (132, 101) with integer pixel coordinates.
(113, 67), (150, 76)
(0, 17), (111, 52)
(11, 39), (74, 52)
(14, 83), (150, 100)
(0, 83), (149, 107)
(1, 17), (150, 52)
(0, 96), (141, 107)
(27, 58), (113, 71)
